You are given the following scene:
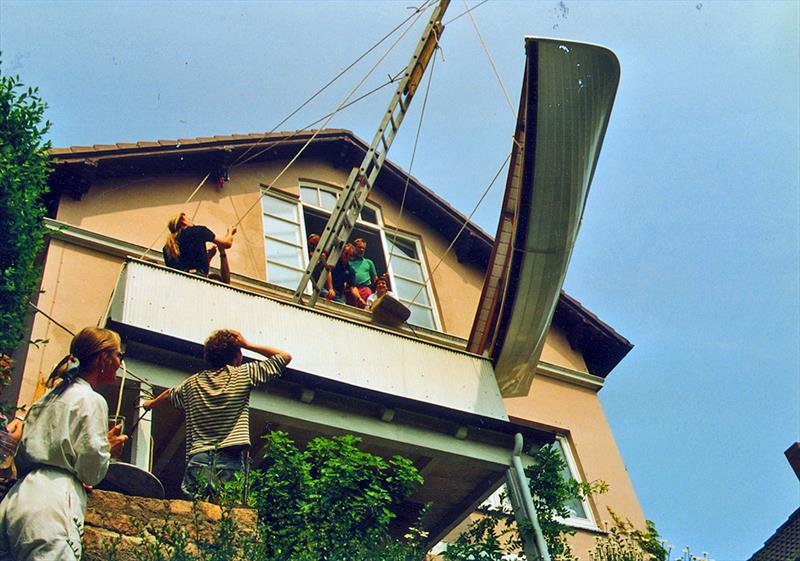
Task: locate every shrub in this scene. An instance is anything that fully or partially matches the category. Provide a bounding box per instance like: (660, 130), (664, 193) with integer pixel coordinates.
(0, 60), (53, 402)
(102, 431), (428, 561)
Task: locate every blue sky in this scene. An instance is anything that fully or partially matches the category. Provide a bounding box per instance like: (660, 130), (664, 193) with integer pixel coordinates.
(1, 1), (798, 558)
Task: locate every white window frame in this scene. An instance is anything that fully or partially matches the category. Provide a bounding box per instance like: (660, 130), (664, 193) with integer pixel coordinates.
(479, 435), (599, 532)
(552, 435), (599, 530)
(384, 230), (442, 331)
(264, 182), (442, 331)
(261, 188), (309, 289)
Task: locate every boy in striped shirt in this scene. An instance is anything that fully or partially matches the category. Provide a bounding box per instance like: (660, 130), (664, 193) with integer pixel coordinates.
(143, 329), (291, 498)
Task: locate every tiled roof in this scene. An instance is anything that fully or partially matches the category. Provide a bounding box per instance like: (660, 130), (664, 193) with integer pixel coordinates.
(748, 507), (800, 561)
(49, 130), (352, 156)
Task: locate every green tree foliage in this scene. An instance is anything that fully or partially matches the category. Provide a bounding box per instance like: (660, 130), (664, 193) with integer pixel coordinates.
(0, 61), (52, 388)
(443, 444), (678, 561)
(100, 431), (428, 561)
(444, 443), (608, 561)
(248, 431), (424, 560)
(591, 510), (670, 561)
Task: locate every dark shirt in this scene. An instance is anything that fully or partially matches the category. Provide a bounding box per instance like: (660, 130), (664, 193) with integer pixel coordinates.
(163, 225), (215, 274)
(331, 260), (355, 293)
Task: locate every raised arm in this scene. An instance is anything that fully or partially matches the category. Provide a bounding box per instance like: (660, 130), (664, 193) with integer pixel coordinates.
(231, 330), (292, 365)
(219, 248), (231, 284)
(213, 226), (237, 250)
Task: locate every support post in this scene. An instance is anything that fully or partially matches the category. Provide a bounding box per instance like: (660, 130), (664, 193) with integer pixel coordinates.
(505, 433), (551, 561)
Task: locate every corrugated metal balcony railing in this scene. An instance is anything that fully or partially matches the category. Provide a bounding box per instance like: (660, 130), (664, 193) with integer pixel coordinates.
(109, 259), (508, 422)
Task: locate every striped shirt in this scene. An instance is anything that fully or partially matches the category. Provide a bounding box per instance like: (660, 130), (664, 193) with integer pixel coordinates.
(169, 356), (287, 457)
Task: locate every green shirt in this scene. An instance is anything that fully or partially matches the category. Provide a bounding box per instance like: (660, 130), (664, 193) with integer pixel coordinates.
(349, 255), (377, 287)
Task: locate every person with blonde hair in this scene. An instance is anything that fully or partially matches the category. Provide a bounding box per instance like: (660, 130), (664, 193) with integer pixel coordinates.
(0, 327), (128, 561)
(163, 212), (237, 277)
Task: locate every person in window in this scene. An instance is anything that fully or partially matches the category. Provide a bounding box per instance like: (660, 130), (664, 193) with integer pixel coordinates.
(328, 243), (361, 306)
(0, 327), (128, 561)
(163, 212), (237, 277)
(142, 330), (291, 500)
(307, 234), (333, 298)
(349, 238), (378, 308)
(367, 276), (396, 310)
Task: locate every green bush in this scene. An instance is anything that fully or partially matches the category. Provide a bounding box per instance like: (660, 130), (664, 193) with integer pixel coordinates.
(102, 432), (428, 561)
(0, 60), (52, 398)
(247, 431), (424, 560)
(444, 442), (607, 560)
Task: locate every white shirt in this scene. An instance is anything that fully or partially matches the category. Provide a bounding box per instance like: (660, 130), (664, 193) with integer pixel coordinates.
(0, 377), (111, 561)
(367, 290), (396, 309)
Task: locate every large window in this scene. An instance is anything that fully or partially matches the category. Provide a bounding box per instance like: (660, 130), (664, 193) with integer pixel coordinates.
(261, 183), (440, 330)
(386, 235), (437, 330)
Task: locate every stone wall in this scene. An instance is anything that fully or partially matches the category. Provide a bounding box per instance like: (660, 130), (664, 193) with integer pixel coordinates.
(82, 490), (257, 561)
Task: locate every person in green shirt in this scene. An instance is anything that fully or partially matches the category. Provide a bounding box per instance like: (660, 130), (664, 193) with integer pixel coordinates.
(349, 238), (378, 308)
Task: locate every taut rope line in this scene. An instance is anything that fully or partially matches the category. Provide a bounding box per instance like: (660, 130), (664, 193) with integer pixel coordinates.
(406, 150), (512, 308)
(230, 0), (438, 168)
(229, 2), (433, 230)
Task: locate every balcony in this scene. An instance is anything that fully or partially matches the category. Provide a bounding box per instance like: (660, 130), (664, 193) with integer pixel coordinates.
(104, 259), (552, 542)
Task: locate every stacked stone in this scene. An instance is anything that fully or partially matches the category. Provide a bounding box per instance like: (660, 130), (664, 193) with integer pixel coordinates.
(82, 490), (257, 561)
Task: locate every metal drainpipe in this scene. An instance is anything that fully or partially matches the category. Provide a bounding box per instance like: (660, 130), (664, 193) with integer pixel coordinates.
(512, 433), (552, 561)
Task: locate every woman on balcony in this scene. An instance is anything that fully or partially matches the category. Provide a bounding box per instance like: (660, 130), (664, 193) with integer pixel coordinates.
(163, 212), (237, 277)
(0, 327), (128, 561)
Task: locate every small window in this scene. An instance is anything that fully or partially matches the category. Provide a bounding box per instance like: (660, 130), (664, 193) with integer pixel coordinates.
(300, 184), (338, 212)
(479, 436), (597, 532)
(300, 183), (380, 225)
(360, 206), (378, 225)
(550, 436), (597, 528)
(387, 234), (438, 330)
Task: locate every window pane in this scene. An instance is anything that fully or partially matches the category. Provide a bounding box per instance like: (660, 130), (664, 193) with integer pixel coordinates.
(392, 255), (425, 282)
(407, 303), (435, 330)
(264, 215), (302, 245)
(387, 236), (417, 259)
(264, 195), (299, 223)
(267, 262), (303, 289)
(394, 277), (430, 307)
(265, 237), (304, 269)
(300, 186), (319, 207)
(319, 190), (338, 211)
(552, 441), (588, 519)
(360, 206), (378, 224)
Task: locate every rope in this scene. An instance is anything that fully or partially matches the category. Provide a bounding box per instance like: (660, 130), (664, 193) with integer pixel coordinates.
(406, 150), (512, 308)
(387, 43), (440, 269)
(139, 172), (212, 261)
(229, 2), (432, 230)
(444, 0), (489, 25)
(463, 0), (516, 119)
(230, 0), (438, 169)
(27, 300), (154, 390)
(231, 70), (404, 171)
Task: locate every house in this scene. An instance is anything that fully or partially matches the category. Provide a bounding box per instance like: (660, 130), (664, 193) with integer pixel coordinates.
(7, 121), (646, 553)
(747, 443), (800, 561)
